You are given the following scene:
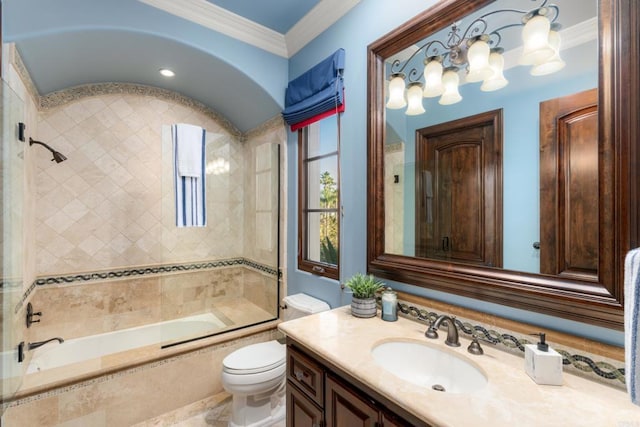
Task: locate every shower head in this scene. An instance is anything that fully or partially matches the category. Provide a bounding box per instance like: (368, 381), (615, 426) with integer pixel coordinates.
(29, 138), (68, 163)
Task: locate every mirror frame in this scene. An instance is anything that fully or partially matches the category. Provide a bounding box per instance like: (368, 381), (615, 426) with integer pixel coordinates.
(367, 0), (639, 330)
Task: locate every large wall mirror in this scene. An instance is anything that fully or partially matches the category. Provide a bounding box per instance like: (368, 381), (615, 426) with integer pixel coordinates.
(367, 0), (639, 329)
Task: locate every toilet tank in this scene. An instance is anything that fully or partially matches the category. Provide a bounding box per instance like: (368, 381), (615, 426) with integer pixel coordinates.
(282, 293), (330, 321)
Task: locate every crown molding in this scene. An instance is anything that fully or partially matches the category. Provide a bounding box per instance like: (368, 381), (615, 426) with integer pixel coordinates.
(138, 0), (360, 58)
(138, 0), (288, 57)
(285, 0), (361, 57)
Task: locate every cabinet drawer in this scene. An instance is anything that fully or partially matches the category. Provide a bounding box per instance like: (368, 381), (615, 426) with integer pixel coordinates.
(287, 345), (324, 406)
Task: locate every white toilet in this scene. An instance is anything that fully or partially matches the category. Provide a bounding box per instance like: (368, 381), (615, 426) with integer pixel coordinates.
(221, 293), (330, 427)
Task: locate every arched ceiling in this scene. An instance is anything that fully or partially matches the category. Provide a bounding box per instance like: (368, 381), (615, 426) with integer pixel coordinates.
(3, 0), (358, 133)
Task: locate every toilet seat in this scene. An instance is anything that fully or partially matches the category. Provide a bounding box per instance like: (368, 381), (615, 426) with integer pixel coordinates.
(223, 341), (285, 375)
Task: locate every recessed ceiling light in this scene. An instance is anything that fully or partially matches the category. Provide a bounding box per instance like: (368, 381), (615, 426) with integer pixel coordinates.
(159, 68), (175, 77)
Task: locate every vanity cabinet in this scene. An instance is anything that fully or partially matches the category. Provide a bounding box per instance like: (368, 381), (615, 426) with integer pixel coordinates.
(286, 340), (429, 427)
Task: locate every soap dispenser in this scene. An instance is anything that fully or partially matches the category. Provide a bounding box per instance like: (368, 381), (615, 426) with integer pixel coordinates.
(524, 332), (563, 385)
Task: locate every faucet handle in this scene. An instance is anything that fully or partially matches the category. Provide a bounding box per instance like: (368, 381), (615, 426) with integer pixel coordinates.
(467, 336), (484, 355)
(467, 333), (497, 355)
(425, 324), (439, 339)
(418, 313), (439, 339)
(26, 302), (42, 328)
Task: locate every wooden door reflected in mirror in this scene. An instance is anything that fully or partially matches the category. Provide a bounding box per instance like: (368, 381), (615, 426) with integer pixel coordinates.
(415, 110), (502, 268)
(367, 0), (639, 329)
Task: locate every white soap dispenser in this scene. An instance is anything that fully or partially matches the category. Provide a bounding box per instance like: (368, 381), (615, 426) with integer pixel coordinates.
(524, 332), (563, 386)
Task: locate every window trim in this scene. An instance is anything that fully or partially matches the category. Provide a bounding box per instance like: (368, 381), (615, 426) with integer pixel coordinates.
(297, 123), (340, 280)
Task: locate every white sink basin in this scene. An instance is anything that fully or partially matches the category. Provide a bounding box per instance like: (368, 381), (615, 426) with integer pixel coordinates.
(371, 340), (488, 394)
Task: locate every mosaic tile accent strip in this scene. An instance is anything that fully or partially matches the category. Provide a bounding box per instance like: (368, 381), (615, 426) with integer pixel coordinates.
(243, 115), (285, 140)
(396, 301), (626, 386)
(13, 47), (281, 142)
(14, 258), (278, 313)
(37, 82), (242, 138)
(12, 47), (39, 103)
(384, 142), (404, 153)
(0, 278), (24, 289)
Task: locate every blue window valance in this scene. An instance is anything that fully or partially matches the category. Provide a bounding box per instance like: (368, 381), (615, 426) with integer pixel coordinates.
(282, 48), (345, 131)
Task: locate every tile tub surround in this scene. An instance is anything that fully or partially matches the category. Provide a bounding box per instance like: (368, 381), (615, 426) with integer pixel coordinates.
(21, 261), (278, 344)
(278, 307), (640, 427)
(1, 327), (281, 426)
(2, 259), (280, 400)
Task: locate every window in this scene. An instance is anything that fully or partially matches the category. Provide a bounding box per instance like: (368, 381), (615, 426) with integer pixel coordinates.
(298, 117), (340, 280)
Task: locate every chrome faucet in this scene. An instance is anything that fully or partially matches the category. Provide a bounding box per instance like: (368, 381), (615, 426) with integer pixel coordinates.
(426, 315), (460, 347)
(28, 337), (64, 350)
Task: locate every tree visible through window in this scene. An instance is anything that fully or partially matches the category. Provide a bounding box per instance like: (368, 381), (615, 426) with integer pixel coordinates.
(298, 117), (340, 279)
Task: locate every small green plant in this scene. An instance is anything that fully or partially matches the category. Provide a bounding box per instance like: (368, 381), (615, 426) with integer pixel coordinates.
(344, 273), (384, 299)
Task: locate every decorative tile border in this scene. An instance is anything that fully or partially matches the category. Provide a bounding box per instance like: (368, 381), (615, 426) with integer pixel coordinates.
(396, 301), (626, 387)
(39, 82), (244, 138)
(384, 142), (404, 153)
(243, 115), (286, 140)
(12, 46), (287, 142)
(13, 258), (278, 314)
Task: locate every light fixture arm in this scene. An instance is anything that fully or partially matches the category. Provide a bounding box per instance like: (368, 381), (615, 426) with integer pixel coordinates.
(389, 39), (449, 78)
(388, 0), (560, 81)
(385, 0), (564, 114)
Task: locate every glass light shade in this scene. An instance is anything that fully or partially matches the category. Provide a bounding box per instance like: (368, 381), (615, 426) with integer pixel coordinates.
(423, 58), (444, 98)
(439, 68), (462, 105)
(466, 38), (492, 82)
(519, 14), (554, 65)
(481, 50), (509, 92)
(405, 82), (425, 115)
(386, 74), (407, 109)
(530, 30), (566, 76)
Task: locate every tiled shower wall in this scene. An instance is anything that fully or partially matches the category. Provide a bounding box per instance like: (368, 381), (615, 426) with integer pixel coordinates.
(34, 92), (247, 275)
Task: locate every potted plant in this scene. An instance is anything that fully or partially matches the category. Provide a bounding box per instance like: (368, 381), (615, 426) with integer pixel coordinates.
(344, 273), (384, 318)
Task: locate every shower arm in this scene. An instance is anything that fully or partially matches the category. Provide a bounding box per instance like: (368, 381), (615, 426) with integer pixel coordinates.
(29, 137), (68, 163)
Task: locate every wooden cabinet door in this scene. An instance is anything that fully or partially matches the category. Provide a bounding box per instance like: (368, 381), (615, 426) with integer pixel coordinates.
(416, 110), (503, 267)
(325, 374), (378, 427)
(287, 382), (324, 427)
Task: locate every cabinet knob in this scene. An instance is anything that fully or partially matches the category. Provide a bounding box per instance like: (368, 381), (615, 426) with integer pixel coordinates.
(294, 370), (306, 381)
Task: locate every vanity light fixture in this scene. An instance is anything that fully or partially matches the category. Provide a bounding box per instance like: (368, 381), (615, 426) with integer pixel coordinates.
(159, 68), (175, 77)
(386, 0), (563, 115)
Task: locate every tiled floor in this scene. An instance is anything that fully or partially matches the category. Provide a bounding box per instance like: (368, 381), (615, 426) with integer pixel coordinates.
(137, 393), (286, 427)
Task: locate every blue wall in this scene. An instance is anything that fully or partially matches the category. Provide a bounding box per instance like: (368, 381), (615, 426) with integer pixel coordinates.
(285, 1), (624, 347)
(4, 0), (288, 110)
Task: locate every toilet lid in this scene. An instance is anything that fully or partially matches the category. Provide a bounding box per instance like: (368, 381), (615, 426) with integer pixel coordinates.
(223, 341), (285, 374)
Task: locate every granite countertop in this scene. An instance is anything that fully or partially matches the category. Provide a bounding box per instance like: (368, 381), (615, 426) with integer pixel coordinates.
(278, 306), (640, 427)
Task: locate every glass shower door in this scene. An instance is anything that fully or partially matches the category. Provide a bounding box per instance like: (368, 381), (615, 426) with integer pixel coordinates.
(1, 80), (26, 412)
(159, 123), (281, 347)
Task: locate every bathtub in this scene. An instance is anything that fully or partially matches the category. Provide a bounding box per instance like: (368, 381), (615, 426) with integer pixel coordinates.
(26, 312), (226, 374)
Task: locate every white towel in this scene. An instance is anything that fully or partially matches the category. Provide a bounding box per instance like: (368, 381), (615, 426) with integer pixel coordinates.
(625, 247), (640, 405)
(175, 123), (204, 177)
(172, 124), (206, 227)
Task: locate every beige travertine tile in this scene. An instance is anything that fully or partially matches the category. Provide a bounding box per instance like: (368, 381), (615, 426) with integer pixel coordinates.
(33, 92), (277, 276)
(2, 394), (60, 426)
(57, 410), (107, 427)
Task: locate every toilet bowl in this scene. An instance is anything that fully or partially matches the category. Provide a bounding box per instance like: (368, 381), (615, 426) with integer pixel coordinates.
(221, 293), (330, 427)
